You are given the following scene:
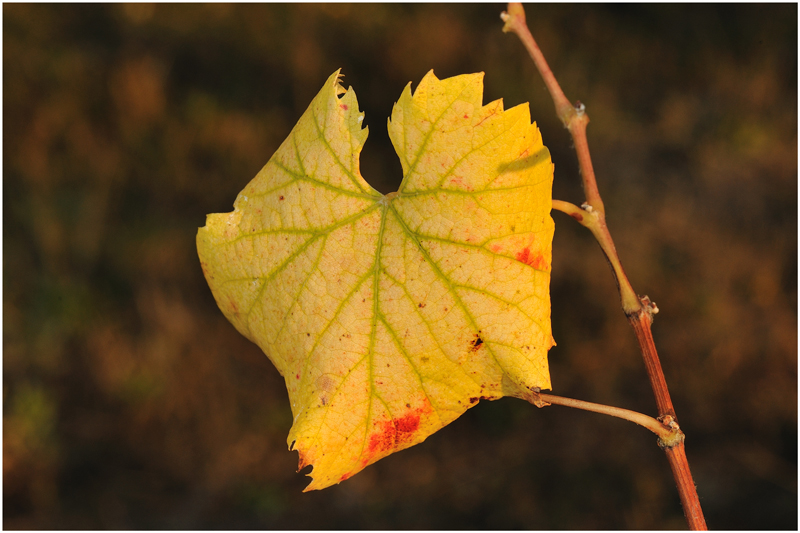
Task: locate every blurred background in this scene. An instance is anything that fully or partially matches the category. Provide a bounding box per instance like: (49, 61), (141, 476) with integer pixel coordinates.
(4, 3), (796, 529)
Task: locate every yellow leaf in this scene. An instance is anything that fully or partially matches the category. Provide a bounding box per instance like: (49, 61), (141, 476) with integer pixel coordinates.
(197, 70), (555, 491)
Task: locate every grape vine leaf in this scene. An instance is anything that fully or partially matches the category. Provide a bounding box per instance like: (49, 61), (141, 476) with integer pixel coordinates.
(197, 70), (555, 491)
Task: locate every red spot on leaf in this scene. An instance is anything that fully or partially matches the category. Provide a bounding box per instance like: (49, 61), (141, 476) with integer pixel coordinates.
(339, 472), (351, 482)
(340, 104), (348, 110)
(463, 114), (469, 119)
(515, 247), (548, 271)
(364, 401), (433, 463)
(367, 431), (392, 456)
(296, 373), (300, 380)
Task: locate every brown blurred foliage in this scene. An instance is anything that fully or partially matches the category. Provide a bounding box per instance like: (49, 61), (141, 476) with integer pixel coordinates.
(3, 4), (796, 529)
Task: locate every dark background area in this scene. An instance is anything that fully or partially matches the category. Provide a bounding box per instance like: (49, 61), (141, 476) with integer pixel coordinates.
(4, 3), (796, 529)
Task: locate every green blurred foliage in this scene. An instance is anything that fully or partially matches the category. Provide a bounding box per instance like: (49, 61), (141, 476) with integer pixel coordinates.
(3, 3), (796, 529)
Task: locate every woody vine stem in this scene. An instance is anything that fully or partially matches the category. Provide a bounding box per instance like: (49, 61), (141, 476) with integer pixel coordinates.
(501, 3), (707, 530)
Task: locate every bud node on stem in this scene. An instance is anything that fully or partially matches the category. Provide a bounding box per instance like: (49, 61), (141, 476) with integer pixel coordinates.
(658, 427), (686, 449)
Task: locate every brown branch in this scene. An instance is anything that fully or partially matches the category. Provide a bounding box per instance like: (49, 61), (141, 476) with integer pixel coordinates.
(665, 443), (708, 530)
(628, 300), (675, 418)
(503, 3), (706, 529)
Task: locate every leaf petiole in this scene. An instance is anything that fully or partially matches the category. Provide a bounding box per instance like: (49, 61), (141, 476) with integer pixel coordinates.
(531, 390), (684, 446)
(551, 200), (641, 314)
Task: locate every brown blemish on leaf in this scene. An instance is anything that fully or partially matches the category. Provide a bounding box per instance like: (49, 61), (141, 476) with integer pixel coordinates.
(471, 333), (483, 351)
(279, 195), (285, 200)
(418, 302), (426, 308)
(469, 395), (494, 405)
(315, 374), (335, 394)
(297, 449), (309, 471)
